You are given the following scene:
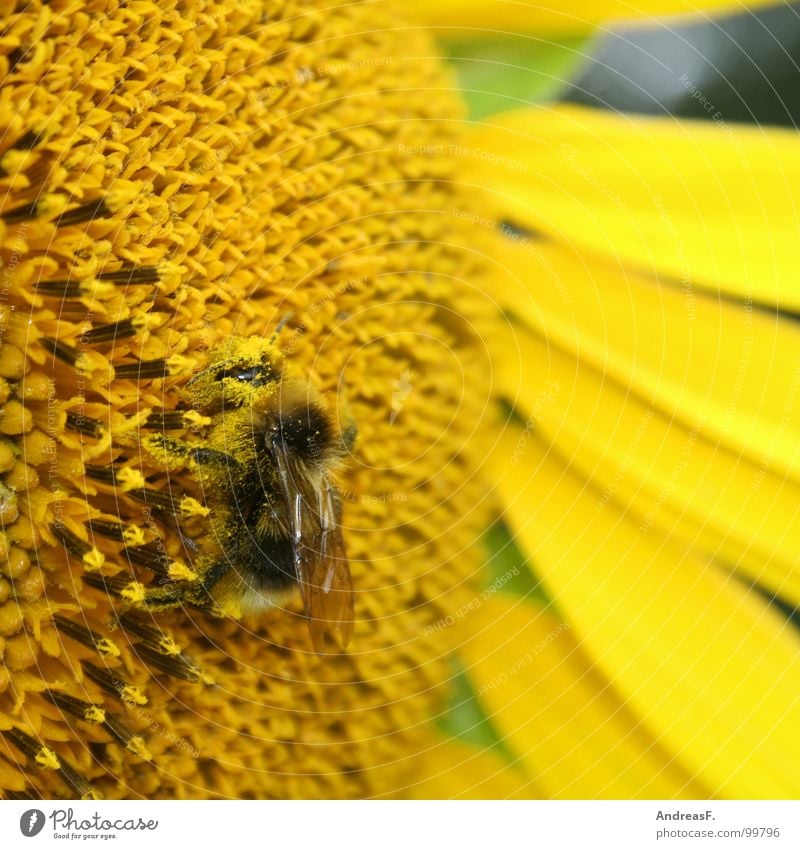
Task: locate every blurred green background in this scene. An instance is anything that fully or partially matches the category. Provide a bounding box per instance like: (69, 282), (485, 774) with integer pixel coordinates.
(447, 1), (800, 125)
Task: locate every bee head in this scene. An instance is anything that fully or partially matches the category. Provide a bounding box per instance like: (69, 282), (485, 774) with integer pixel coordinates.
(185, 338), (282, 414)
(267, 397), (334, 466)
(213, 362), (272, 387)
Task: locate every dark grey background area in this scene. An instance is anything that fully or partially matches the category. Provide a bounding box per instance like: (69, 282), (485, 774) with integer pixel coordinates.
(563, 1), (800, 126)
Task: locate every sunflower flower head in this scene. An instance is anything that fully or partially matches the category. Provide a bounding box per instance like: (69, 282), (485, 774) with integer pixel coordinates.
(0, 0), (495, 799)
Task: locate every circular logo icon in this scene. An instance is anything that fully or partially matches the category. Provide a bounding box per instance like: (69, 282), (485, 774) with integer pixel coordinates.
(19, 810), (45, 837)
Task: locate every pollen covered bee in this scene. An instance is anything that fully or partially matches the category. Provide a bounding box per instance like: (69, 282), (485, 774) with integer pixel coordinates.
(140, 337), (355, 653)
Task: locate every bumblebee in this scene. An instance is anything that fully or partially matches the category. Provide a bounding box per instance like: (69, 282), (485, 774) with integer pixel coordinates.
(140, 337), (355, 653)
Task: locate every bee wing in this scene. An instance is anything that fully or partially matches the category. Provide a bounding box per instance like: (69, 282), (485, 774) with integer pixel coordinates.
(314, 477), (354, 647)
(272, 441), (354, 653)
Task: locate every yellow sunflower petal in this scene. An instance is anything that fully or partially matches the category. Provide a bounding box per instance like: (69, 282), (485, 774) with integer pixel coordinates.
(462, 595), (712, 798)
(407, 735), (536, 799)
(488, 235), (800, 606)
(492, 426), (800, 798)
(466, 105), (800, 309)
(410, 1), (776, 35)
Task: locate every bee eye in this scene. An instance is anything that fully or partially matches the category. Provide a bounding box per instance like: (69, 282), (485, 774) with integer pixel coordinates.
(215, 364), (270, 385)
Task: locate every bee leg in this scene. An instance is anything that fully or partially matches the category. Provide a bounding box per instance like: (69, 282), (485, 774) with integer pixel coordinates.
(190, 447), (244, 472)
(140, 434), (195, 471)
(145, 560), (231, 617)
(154, 511), (200, 556)
(141, 434), (244, 476)
(197, 559), (230, 595)
(187, 447), (246, 497)
(135, 585), (186, 612)
(138, 580), (218, 614)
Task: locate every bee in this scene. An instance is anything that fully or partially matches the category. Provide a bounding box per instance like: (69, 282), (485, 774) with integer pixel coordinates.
(139, 337), (355, 653)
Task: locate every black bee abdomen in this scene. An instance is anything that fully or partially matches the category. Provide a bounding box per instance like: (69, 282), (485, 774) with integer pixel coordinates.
(243, 533), (298, 592)
(273, 403), (332, 463)
(202, 517), (298, 596)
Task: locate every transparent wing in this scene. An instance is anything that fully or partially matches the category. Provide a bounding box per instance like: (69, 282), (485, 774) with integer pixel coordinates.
(313, 477), (354, 647)
(272, 440), (354, 653)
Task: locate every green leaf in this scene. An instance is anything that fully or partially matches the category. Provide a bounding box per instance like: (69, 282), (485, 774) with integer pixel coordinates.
(437, 660), (511, 756)
(436, 524), (557, 757)
(445, 35), (594, 120)
(484, 519), (554, 608)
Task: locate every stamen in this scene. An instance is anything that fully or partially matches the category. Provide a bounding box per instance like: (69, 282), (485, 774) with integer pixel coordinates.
(56, 198), (110, 227)
(57, 759), (100, 800)
(141, 411), (192, 430)
(133, 643), (204, 683)
(82, 464), (120, 484)
(0, 129), (43, 176)
(6, 46), (26, 72)
(85, 519), (143, 545)
(114, 358), (170, 380)
(97, 266), (160, 285)
(40, 337), (81, 367)
(116, 613), (181, 655)
(128, 487), (185, 513)
(2, 729), (59, 769)
(44, 691), (106, 725)
(1, 200), (39, 223)
(82, 573), (146, 603)
(49, 522), (91, 558)
(36, 266), (159, 298)
(82, 318), (139, 344)
(11, 129), (42, 151)
(52, 615), (120, 658)
(81, 662), (147, 707)
(103, 714), (151, 760)
(3, 788), (41, 801)
(127, 488), (207, 520)
(65, 413), (103, 437)
(49, 523), (105, 571)
(120, 543), (174, 575)
(36, 278), (85, 298)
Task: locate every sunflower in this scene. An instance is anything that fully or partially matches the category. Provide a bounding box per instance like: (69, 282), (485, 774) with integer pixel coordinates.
(405, 0), (800, 799)
(0, 0), (795, 802)
(0, 0), (494, 799)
